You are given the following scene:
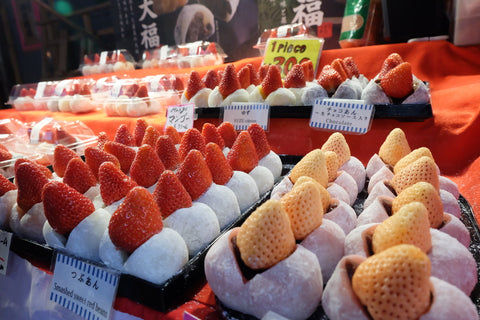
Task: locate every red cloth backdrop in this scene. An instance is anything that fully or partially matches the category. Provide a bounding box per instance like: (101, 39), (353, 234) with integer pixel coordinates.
(1, 40), (480, 319)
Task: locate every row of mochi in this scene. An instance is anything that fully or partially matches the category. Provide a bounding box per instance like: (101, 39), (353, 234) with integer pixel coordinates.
(181, 52), (430, 110)
(0, 120), (284, 285)
(205, 129), (478, 320)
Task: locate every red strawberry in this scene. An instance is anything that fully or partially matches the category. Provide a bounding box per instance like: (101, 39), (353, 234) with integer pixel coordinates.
(141, 125), (161, 147)
(301, 60), (315, 82)
(202, 123), (225, 149)
(176, 149), (212, 200)
(130, 145), (165, 187)
(246, 63), (261, 85)
(331, 58), (348, 81)
(124, 83), (139, 98)
(0, 147), (12, 162)
(247, 123), (271, 159)
(80, 84), (91, 95)
(53, 144), (81, 178)
(134, 118), (148, 147)
(19, 88), (29, 97)
(103, 141), (136, 174)
(217, 122), (237, 148)
(378, 53), (404, 78)
(205, 142), (233, 185)
(109, 186), (163, 253)
(184, 71), (205, 100)
(99, 161), (137, 206)
(178, 128), (206, 161)
(84, 146), (121, 179)
(342, 57), (360, 78)
(94, 53), (100, 63)
(28, 88), (36, 97)
(219, 64), (241, 98)
(164, 125), (181, 145)
(259, 64), (269, 81)
(260, 65), (283, 99)
(206, 42), (217, 54)
(43, 181), (95, 235)
(284, 64), (306, 89)
(134, 85), (149, 98)
(117, 52), (127, 63)
(237, 66), (251, 89)
(113, 124), (135, 146)
(317, 64), (343, 95)
(84, 55), (93, 64)
(96, 132), (109, 150)
(0, 174), (16, 196)
(173, 76), (185, 91)
(14, 158), (53, 179)
(15, 161), (50, 212)
(380, 62), (413, 99)
(63, 158), (97, 194)
(153, 170), (192, 218)
(202, 69), (220, 89)
(155, 135), (180, 171)
(227, 131), (259, 173)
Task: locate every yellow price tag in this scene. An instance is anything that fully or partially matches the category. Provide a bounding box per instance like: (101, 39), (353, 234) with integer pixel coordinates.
(263, 38), (324, 77)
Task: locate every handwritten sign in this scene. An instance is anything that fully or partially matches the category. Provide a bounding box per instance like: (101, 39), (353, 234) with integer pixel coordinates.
(50, 253), (120, 320)
(0, 230), (12, 275)
(263, 38), (324, 77)
(223, 103), (270, 131)
(166, 104), (195, 132)
(310, 99), (374, 134)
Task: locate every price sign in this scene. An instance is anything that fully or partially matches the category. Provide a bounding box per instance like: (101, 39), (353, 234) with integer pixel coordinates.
(223, 103), (270, 131)
(263, 38), (324, 77)
(166, 104), (195, 132)
(310, 99), (374, 134)
(50, 253), (120, 320)
(0, 230), (12, 275)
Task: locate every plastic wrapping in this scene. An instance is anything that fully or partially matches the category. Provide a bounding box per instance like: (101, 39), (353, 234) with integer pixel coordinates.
(140, 41), (227, 70)
(80, 49), (136, 76)
(0, 118), (96, 177)
(254, 23), (313, 56)
(98, 76), (187, 117)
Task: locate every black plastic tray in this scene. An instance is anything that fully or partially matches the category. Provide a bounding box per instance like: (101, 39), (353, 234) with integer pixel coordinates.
(195, 104), (433, 122)
(8, 155), (299, 312)
(216, 191), (480, 319)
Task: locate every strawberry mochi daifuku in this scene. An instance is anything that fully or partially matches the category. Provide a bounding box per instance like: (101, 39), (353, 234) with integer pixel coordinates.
(99, 186), (188, 284)
(177, 149), (241, 229)
(204, 142), (259, 212)
(248, 64), (296, 106)
(283, 63), (328, 106)
(154, 170), (220, 256)
(9, 160), (52, 243)
(181, 70), (212, 108)
(227, 130), (274, 196)
(361, 53), (430, 105)
(323, 244), (478, 320)
(208, 64), (250, 107)
(42, 181), (110, 262)
(316, 57), (368, 100)
(247, 123), (282, 181)
(205, 199), (323, 320)
(0, 174), (17, 229)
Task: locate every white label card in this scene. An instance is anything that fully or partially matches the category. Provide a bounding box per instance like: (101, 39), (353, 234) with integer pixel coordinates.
(34, 82), (47, 99)
(99, 52), (108, 65)
(166, 104), (195, 132)
(0, 230), (12, 275)
(50, 253), (120, 320)
(310, 99), (374, 134)
(223, 103), (270, 131)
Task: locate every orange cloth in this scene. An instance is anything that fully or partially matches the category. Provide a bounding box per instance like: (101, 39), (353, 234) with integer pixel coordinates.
(2, 40), (480, 319)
